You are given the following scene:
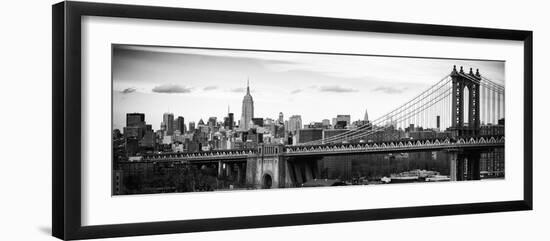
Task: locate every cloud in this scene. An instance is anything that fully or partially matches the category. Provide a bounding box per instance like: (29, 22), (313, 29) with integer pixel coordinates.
(290, 89), (302, 94)
(152, 84), (192, 94)
(371, 86), (405, 94)
(120, 88), (136, 94)
(203, 86), (218, 91)
(229, 87), (245, 93)
(318, 85), (358, 93)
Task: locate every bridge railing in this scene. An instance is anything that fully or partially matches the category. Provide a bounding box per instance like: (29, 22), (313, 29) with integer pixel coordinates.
(284, 136), (504, 154)
(134, 135), (504, 161)
(140, 148), (256, 161)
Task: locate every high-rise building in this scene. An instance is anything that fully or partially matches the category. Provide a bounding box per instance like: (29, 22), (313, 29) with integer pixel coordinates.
(172, 120), (178, 134)
(126, 113), (145, 127)
(334, 121), (348, 129)
(364, 109), (369, 122)
(284, 120), (289, 131)
(332, 115), (351, 129)
(322, 119), (331, 127)
(124, 113), (146, 139)
(305, 122), (324, 129)
(224, 113), (234, 130)
(188, 121), (196, 133)
(288, 115), (302, 133)
(240, 80), (254, 131)
(278, 112), (284, 124)
(252, 117), (264, 127)
(163, 113), (174, 135)
(176, 116), (185, 134)
(160, 122), (166, 132)
(207, 117), (217, 128)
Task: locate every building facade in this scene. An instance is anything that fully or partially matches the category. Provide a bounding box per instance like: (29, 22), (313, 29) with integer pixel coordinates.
(176, 116), (185, 134)
(162, 112), (174, 135)
(332, 115), (351, 129)
(288, 115), (302, 134)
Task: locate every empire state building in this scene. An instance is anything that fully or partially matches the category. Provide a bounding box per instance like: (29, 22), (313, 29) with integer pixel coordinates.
(240, 80), (254, 130)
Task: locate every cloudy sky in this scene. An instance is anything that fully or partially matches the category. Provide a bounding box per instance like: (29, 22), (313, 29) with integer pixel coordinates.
(112, 45), (505, 131)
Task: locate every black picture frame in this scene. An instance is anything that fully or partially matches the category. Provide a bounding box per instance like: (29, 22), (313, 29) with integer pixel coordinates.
(52, 1), (533, 240)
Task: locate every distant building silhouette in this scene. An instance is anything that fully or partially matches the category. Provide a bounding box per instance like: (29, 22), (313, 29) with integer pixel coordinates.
(176, 116), (186, 133)
(332, 115), (351, 129)
(288, 115), (302, 134)
(224, 112), (234, 130)
(162, 112), (174, 135)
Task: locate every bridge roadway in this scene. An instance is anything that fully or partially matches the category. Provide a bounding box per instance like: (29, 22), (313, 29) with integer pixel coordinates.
(133, 136), (504, 164)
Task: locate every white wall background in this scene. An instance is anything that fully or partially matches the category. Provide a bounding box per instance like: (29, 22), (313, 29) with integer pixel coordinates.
(0, 0), (548, 240)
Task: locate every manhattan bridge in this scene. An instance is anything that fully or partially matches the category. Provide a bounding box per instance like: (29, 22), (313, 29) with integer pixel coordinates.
(122, 65), (505, 190)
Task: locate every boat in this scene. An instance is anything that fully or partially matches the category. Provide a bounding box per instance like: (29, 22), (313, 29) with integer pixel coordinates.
(404, 169), (439, 179)
(381, 176), (391, 184)
(382, 169), (448, 184)
(389, 175), (420, 183)
(425, 175), (451, 182)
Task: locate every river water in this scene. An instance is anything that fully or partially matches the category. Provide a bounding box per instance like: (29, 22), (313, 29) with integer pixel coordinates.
(316, 149), (504, 182)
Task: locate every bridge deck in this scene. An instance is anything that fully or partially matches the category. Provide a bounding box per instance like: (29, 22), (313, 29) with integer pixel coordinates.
(126, 136), (504, 163)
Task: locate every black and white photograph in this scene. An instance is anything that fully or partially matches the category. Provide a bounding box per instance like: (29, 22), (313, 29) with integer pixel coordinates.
(112, 45), (505, 195)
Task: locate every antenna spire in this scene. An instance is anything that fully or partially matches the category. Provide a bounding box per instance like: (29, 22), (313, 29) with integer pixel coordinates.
(246, 77), (250, 95)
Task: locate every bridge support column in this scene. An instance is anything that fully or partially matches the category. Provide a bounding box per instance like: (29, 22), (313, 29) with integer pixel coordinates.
(246, 156), (259, 189)
(217, 161), (223, 179)
(457, 157), (465, 181)
(304, 163), (313, 182)
(283, 161), (296, 188)
(293, 163), (304, 185)
(465, 157), (472, 180)
(466, 152), (481, 180)
(310, 161), (319, 180)
(449, 152), (458, 181)
(226, 163), (232, 179)
(236, 163), (243, 184)
(448, 150), (468, 181)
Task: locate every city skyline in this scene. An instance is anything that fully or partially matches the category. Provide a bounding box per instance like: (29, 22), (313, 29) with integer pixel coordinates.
(112, 45), (505, 131)
(112, 44), (506, 195)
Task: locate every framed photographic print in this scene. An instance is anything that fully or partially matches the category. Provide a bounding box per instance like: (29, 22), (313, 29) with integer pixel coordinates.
(52, 1), (533, 240)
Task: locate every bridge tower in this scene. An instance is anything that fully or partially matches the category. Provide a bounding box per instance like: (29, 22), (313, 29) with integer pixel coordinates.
(448, 149), (481, 181)
(450, 66), (481, 137)
(246, 144), (289, 189)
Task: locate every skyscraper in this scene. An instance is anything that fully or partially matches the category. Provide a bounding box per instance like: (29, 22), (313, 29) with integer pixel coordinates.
(240, 80), (254, 131)
(207, 117), (217, 128)
(224, 112), (234, 130)
(124, 113), (146, 139)
(332, 115), (351, 129)
(176, 116), (185, 134)
(189, 121), (196, 133)
(288, 115), (302, 133)
(364, 109), (369, 122)
(322, 119), (331, 128)
(278, 112), (284, 124)
(126, 113), (145, 127)
(163, 112), (174, 135)
(252, 117), (264, 127)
